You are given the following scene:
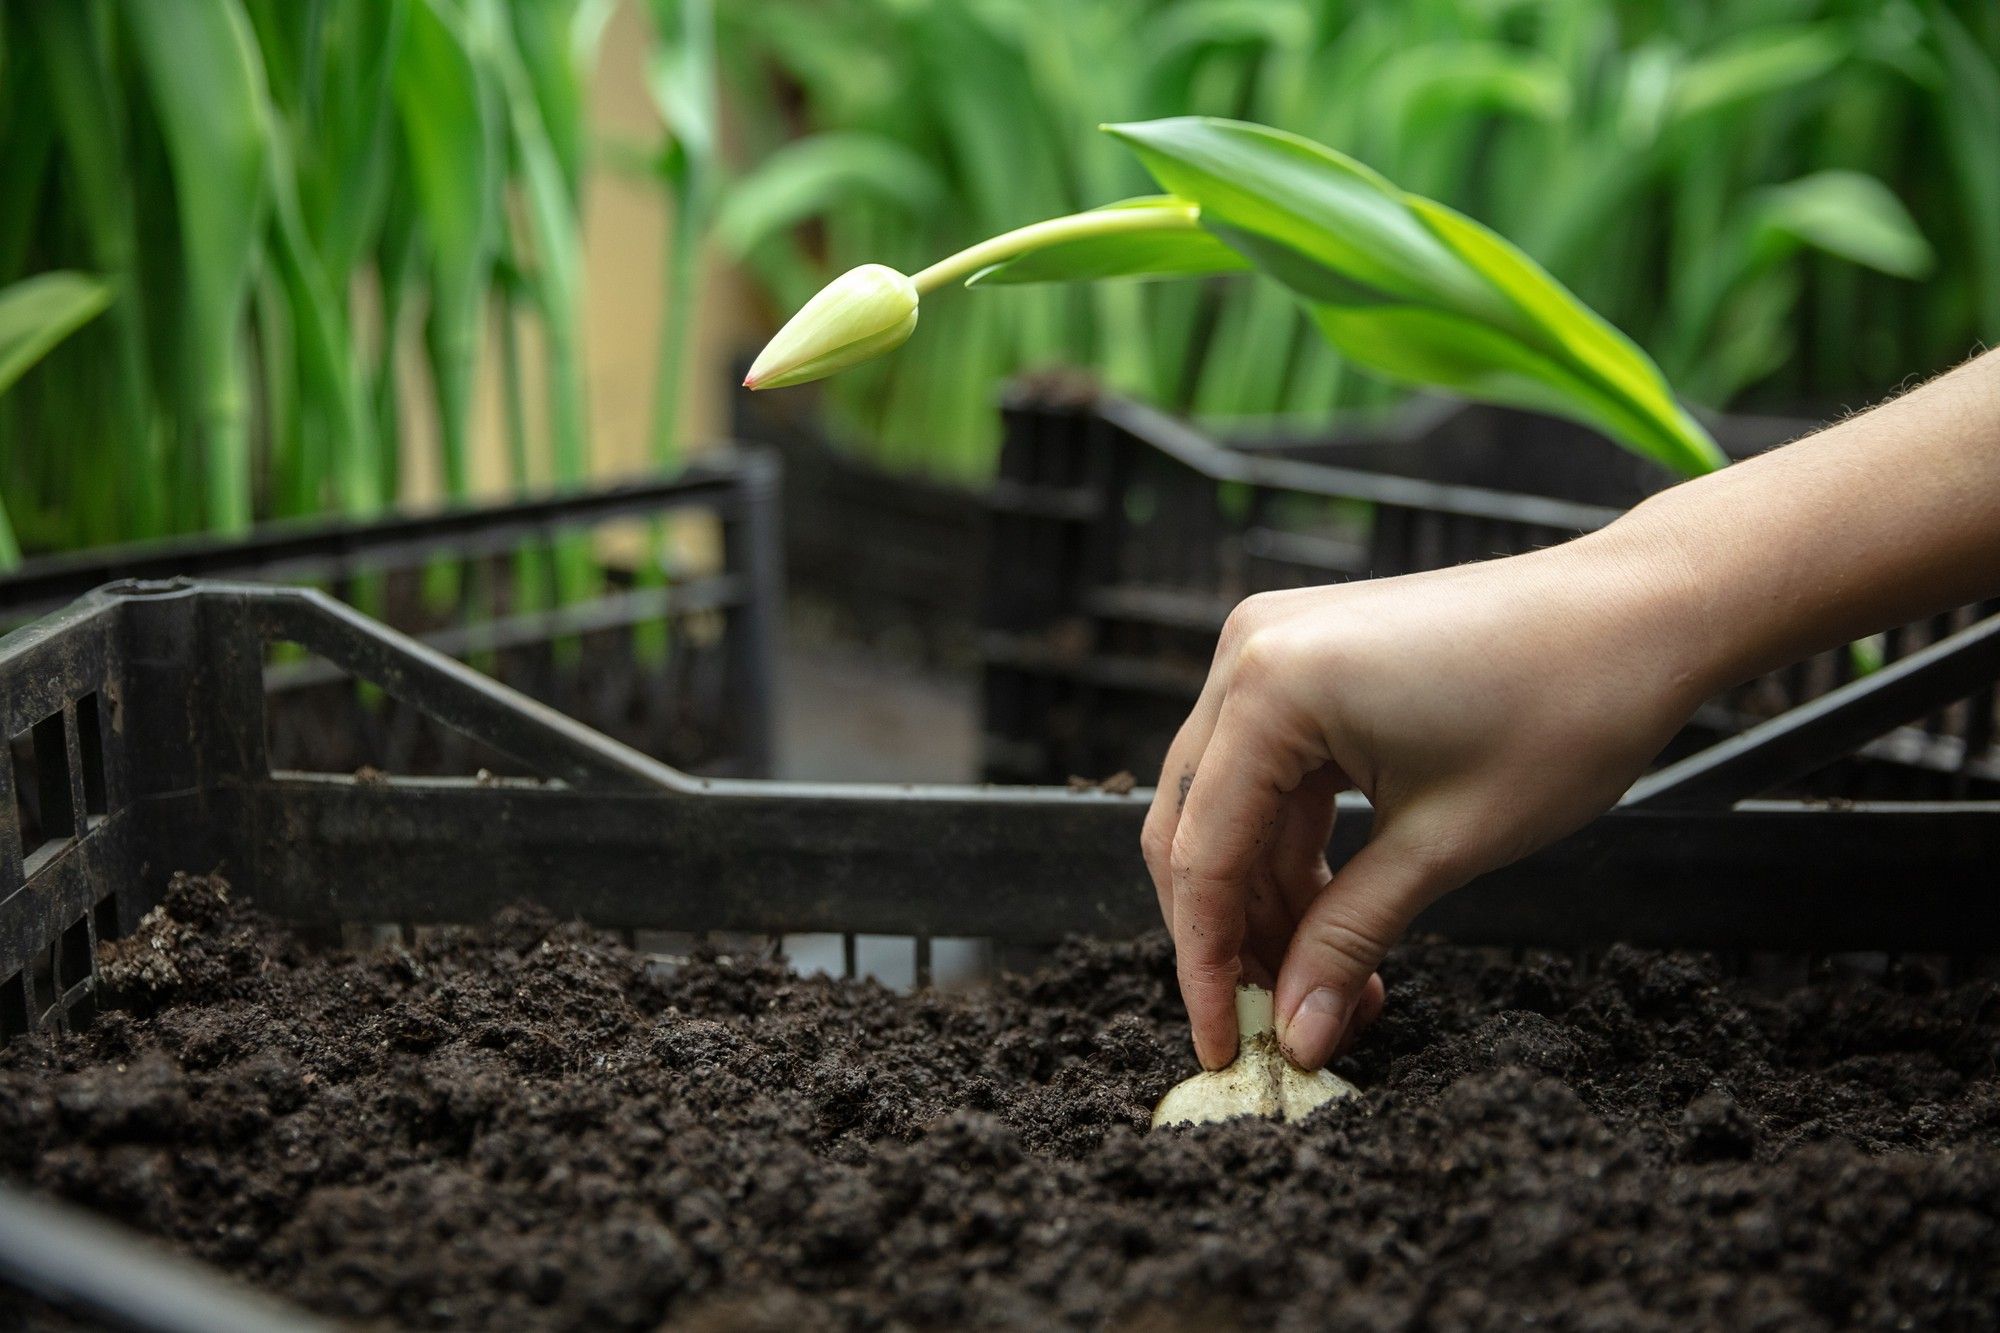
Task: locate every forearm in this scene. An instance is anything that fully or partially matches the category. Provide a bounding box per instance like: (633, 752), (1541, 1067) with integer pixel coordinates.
(1600, 349), (2000, 697)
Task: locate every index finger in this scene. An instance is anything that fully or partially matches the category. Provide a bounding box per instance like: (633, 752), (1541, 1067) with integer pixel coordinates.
(1142, 675), (1227, 924)
(1170, 688), (1319, 1068)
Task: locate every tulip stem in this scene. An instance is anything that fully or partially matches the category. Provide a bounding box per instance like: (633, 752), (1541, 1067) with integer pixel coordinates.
(912, 203), (1202, 295)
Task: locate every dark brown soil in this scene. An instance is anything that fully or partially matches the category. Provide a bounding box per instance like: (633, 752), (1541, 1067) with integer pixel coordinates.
(3, 873), (1998, 1331)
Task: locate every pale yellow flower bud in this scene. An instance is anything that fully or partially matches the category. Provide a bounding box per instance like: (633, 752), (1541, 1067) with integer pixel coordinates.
(742, 263), (919, 390)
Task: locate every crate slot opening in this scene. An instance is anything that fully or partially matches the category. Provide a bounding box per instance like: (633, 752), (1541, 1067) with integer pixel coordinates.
(2, 910), (108, 1038)
(782, 934), (991, 991)
(92, 895), (118, 952)
(10, 712), (75, 869)
(57, 915), (91, 989)
(55, 914), (95, 1028)
(0, 971), (25, 1040)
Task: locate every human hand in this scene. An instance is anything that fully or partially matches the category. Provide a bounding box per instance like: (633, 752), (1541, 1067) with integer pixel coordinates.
(1140, 527), (1713, 1071)
(1141, 351), (2000, 1070)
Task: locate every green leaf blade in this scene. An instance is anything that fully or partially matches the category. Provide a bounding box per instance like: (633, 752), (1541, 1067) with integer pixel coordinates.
(1102, 117), (1510, 321)
(121, 0), (272, 532)
(1309, 301), (1720, 478)
(1752, 172), (1935, 281)
(716, 132), (948, 258)
(0, 271), (114, 398)
(1670, 24), (1848, 124)
(394, 0), (501, 497)
(1406, 195), (1722, 470)
(1100, 116), (1723, 475)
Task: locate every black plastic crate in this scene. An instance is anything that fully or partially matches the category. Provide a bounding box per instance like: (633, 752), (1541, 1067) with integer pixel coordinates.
(978, 388), (1998, 798)
(0, 453), (783, 781)
(1, 578), (1999, 1324)
(731, 378), (985, 661)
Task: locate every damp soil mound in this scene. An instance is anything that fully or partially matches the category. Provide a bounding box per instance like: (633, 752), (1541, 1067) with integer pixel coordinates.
(2, 873), (1998, 1331)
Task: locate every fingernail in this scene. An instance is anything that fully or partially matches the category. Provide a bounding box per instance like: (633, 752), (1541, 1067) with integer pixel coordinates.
(1279, 988), (1345, 1070)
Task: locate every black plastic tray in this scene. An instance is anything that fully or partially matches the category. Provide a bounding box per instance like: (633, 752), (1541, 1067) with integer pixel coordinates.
(977, 388), (1997, 797)
(0, 452), (783, 781)
(2, 578), (1998, 1328)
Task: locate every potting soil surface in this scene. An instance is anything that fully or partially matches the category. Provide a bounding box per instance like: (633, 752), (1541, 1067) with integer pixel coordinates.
(3, 874), (1998, 1331)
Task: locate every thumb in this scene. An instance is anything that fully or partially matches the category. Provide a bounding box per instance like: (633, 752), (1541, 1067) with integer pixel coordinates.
(1274, 828), (1459, 1069)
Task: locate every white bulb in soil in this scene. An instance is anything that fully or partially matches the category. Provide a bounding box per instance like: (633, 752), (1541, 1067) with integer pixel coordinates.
(1152, 985), (1359, 1129)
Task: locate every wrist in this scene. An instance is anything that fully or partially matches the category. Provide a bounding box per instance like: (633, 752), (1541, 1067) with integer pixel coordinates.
(1547, 495), (1730, 716)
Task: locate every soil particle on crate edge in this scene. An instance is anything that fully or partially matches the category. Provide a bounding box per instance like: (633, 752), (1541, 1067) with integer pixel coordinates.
(2, 873), (1998, 1332)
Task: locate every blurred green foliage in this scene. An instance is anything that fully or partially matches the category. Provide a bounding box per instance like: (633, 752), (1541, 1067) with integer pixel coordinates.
(5, 0), (1996, 552)
(0, 271), (112, 562)
(709, 0), (1997, 478)
(0, 0), (611, 562)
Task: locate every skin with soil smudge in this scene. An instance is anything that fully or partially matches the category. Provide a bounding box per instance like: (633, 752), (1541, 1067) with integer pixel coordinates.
(1, 873), (1997, 1331)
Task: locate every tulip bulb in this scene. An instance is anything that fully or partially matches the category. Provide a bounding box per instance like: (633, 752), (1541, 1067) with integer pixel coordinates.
(1152, 985), (1359, 1129)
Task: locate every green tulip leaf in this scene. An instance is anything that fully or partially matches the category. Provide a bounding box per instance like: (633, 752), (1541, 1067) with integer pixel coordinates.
(1103, 117), (1508, 320)
(1103, 116), (1724, 475)
(1195, 223), (1389, 305)
(1310, 302), (1712, 476)
(1406, 195), (1719, 469)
